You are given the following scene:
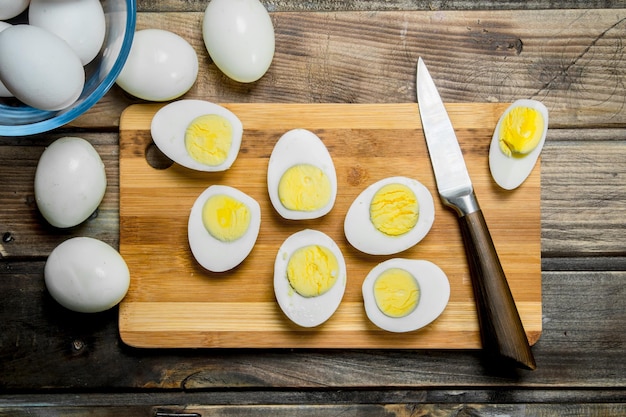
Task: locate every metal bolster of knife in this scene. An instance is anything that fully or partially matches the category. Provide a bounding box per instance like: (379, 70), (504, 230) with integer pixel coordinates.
(441, 189), (480, 217)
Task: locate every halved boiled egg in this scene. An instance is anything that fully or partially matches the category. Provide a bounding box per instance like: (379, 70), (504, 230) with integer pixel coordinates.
(151, 100), (243, 172)
(267, 129), (337, 220)
(344, 176), (435, 255)
(188, 185), (261, 272)
(274, 229), (347, 327)
(362, 258), (450, 333)
(489, 99), (548, 190)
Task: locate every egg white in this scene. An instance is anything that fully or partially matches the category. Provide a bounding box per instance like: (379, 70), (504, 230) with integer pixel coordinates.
(274, 229), (347, 327)
(188, 185), (261, 273)
(489, 99), (549, 190)
(362, 258), (450, 333)
(34, 136), (107, 228)
(267, 129), (337, 220)
(151, 100), (243, 172)
(44, 237), (130, 313)
(344, 176), (435, 255)
(202, 0), (275, 83)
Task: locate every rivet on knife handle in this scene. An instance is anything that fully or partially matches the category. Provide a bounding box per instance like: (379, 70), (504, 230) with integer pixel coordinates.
(457, 193), (536, 370)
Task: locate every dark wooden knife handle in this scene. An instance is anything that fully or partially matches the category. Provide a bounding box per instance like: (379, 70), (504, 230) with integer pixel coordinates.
(458, 209), (537, 370)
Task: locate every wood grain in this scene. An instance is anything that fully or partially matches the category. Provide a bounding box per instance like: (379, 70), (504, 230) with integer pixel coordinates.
(1, 4), (625, 410)
(74, 9), (626, 130)
(118, 103), (541, 349)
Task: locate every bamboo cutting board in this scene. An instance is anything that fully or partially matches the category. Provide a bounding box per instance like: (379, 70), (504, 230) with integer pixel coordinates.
(118, 103), (542, 349)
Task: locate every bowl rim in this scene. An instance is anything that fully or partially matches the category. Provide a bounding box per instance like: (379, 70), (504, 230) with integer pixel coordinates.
(0, 0), (137, 137)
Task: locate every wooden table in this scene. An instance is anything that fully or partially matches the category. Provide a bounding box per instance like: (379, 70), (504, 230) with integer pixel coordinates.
(1, 1), (625, 415)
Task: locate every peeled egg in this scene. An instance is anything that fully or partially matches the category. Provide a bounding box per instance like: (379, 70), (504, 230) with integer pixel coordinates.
(0, 21), (12, 97)
(188, 185), (261, 273)
(151, 100), (243, 172)
(489, 99), (549, 190)
(274, 229), (347, 327)
(29, 0), (106, 66)
(202, 0), (275, 83)
(344, 176), (434, 255)
(362, 258), (450, 333)
(0, 0), (29, 20)
(34, 137), (107, 228)
(45, 237), (130, 313)
(116, 29), (198, 101)
(0, 24), (84, 111)
(267, 129), (337, 220)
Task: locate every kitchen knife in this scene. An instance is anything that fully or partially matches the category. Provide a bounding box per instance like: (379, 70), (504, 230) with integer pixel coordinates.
(416, 57), (536, 370)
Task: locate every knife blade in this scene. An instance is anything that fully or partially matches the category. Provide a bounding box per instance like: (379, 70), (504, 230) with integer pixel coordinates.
(416, 57), (536, 370)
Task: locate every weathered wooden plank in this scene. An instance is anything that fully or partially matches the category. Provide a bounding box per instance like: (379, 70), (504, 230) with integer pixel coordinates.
(1, 261), (624, 390)
(541, 138), (626, 256)
(0, 402), (626, 417)
(136, 0), (626, 12)
(73, 10), (626, 130)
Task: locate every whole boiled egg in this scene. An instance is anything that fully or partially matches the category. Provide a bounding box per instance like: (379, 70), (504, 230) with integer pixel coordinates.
(0, 21), (11, 97)
(267, 129), (337, 220)
(0, 24), (84, 111)
(116, 29), (198, 101)
(29, 0), (105, 65)
(274, 229), (347, 327)
(489, 99), (549, 190)
(202, 0), (275, 83)
(344, 176), (434, 255)
(151, 100), (243, 172)
(0, 0), (29, 20)
(188, 185), (261, 273)
(34, 137), (107, 228)
(45, 237), (130, 313)
(362, 258), (450, 333)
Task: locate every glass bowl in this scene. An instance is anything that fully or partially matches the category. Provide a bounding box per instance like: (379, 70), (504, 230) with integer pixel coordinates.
(0, 0), (136, 136)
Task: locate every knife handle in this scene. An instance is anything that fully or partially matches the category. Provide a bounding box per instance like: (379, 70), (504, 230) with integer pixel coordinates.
(457, 207), (537, 370)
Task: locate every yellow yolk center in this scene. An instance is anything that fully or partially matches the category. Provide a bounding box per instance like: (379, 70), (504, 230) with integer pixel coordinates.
(498, 106), (544, 157)
(369, 183), (419, 236)
(278, 164), (331, 212)
(374, 268), (420, 318)
(286, 245), (339, 297)
(185, 114), (233, 166)
(202, 194), (250, 242)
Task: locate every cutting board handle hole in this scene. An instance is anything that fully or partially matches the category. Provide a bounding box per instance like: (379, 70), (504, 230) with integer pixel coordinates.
(145, 141), (174, 170)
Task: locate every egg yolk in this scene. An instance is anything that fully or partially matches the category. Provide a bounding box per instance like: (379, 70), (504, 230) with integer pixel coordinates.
(498, 106), (545, 157)
(374, 268), (420, 318)
(202, 194), (250, 242)
(185, 114), (233, 166)
(278, 164), (331, 212)
(369, 183), (419, 236)
(286, 245), (339, 297)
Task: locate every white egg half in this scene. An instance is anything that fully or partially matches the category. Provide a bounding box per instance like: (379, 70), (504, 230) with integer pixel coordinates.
(362, 258), (450, 333)
(34, 137), (107, 228)
(116, 29), (198, 101)
(202, 0), (275, 83)
(29, 0), (106, 65)
(45, 237), (130, 313)
(151, 100), (243, 172)
(489, 99), (549, 190)
(188, 185), (261, 273)
(274, 229), (347, 328)
(267, 129), (337, 220)
(344, 176), (435, 255)
(0, 24), (84, 111)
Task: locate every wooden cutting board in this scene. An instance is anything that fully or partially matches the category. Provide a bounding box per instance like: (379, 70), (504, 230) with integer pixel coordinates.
(118, 103), (542, 349)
